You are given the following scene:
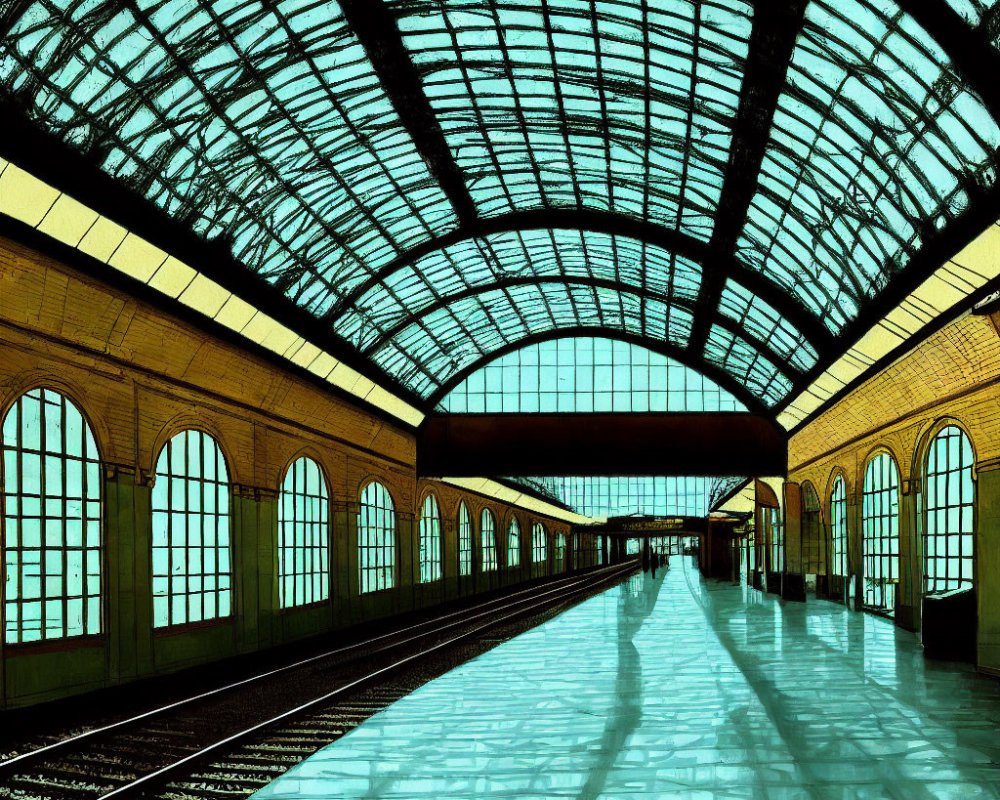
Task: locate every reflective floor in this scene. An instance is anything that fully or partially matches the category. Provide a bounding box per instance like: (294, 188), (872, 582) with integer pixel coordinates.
(253, 559), (1000, 799)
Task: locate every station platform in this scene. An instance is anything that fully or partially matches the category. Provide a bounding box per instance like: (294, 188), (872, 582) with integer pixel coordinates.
(253, 558), (1000, 800)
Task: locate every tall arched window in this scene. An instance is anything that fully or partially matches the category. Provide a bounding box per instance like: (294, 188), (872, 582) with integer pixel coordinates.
(457, 502), (473, 577)
(1, 389), (102, 643)
(278, 457), (330, 609)
(555, 533), (567, 572)
(152, 430), (232, 628)
(925, 425), (975, 593)
(862, 452), (900, 612)
(532, 522), (547, 564)
(481, 509), (497, 572)
(507, 517), (521, 568)
(419, 493), (442, 583)
(358, 481), (395, 593)
(830, 476), (848, 577)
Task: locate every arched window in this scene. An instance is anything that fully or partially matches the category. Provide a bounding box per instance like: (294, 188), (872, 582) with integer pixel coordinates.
(481, 509), (497, 572)
(555, 533), (567, 572)
(457, 502), (473, 577)
(419, 493), (442, 583)
(358, 481), (395, 593)
(507, 517), (521, 568)
(830, 476), (848, 577)
(924, 426), (975, 593)
(862, 452), (900, 612)
(532, 522), (547, 564)
(278, 457), (330, 609)
(1, 389), (102, 643)
(152, 430), (232, 628)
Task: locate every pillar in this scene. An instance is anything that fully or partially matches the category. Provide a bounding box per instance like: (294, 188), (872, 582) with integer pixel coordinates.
(896, 478), (920, 632)
(976, 460), (1000, 676)
(782, 482), (806, 601)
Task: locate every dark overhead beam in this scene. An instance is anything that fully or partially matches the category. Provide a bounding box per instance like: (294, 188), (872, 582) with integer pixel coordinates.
(689, 0), (809, 354)
(328, 208), (832, 349)
(423, 326), (772, 418)
(418, 413), (788, 477)
(895, 0), (1000, 118)
(339, 0), (476, 224)
(362, 275), (801, 371)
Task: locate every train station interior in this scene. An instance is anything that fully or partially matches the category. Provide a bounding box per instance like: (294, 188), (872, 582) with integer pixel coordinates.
(2, 0), (1000, 797)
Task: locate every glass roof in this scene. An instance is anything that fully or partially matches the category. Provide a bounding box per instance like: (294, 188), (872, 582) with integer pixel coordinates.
(1, 0), (997, 418)
(438, 337), (746, 413)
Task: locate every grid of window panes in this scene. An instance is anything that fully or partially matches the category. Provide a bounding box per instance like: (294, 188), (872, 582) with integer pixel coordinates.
(554, 534), (567, 573)
(531, 522), (547, 564)
(278, 457), (330, 609)
(536, 476), (714, 519)
(924, 426), (975, 592)
(769, 507), (784, 573)
(862, 453), (900, 612)
(830, 477), (848, 577)
(440, 338), (745, 413)
(1, 389), (102, 644)
(481, 509), (498, 572)
(419, 494), (442, 583)
(457, 502), (473, 577)
(507, 517), (521, 568)
(597, 536), (605, 565)
(626, 538), (640, 556)
(151, 431), (232, 628)
(358, 482), (396, 593)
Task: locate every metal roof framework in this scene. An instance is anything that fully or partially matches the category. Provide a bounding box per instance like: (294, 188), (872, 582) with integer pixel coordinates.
(1, 0), (1000, 423)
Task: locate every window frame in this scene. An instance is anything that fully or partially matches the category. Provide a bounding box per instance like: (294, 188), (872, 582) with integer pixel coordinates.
(277, 455), (331, 611)
(457, 501), (473, 577)
(418, 492), (442, 584)
(358, 480), (397, 594)
(829, 474), (848, 578)
(1, 387), (104, 646)
(151, 428), (234, 631)
(922, 424), (975, 594)
(861, 451), (901, 613)
(507, 516), (521, 568)
(481, 508), (498, 572)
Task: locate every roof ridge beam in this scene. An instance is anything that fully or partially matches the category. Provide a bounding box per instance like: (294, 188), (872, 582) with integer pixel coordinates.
(339, 0), (477, 225)
(689, 0), (809, 354)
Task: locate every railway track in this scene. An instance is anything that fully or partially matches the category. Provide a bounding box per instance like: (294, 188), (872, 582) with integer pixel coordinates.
(0, 563), (636, 800)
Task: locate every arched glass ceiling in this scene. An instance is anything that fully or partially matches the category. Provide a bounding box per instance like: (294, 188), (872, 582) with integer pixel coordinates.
(738, 0), (1000, 331)
(1, 0), (998, 419)
(390, 0), (752, 240)
(438, 337), (746, 414)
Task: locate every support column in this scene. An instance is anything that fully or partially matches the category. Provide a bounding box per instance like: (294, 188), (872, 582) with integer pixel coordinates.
(896, 479), (920, 632)
(782, 482), (806, 601)
(848, 488), (862, 610)
(976, 460), (1000, 675)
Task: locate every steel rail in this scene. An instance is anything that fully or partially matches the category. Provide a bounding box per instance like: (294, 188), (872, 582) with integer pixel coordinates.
(100, 562), (637, 798)
(0, 562), (634, 780)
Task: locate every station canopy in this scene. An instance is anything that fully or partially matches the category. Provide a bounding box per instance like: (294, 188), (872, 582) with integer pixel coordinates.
(1, 0), (999, 421)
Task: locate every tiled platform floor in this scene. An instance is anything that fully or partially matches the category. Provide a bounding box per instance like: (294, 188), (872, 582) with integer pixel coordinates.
(253, 558), (1000, 799)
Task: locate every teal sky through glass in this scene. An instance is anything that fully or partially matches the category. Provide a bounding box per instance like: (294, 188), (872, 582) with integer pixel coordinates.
(438, 337), (745, 413)
(1, 0), (997, 416)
